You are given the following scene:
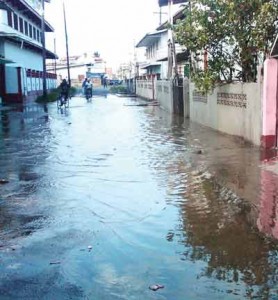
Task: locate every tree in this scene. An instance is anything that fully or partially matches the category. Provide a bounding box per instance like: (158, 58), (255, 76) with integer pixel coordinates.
(174, 0), (278, 93)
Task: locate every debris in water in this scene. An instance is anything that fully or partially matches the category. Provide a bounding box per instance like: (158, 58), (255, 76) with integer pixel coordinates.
(201, 171), (212, 180)
(0, 179), (9, 184)
(124, 104), (148, 107)
(191, 170), (201, 176)
(149, 284), (164, 291)
(49, 261), (61, 265)
(195, 149), (203, 154)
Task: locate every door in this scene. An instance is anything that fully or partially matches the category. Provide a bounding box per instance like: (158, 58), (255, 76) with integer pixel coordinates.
(173, 77), (184, 116)
(0, 64), (5, 102)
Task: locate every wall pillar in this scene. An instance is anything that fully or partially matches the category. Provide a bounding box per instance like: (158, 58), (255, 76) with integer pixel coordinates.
(261, 58), (278, 148)
(183, 78), (190, 118)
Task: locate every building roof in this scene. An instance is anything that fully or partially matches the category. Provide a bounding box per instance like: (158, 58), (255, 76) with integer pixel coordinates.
(0, 56), (14, 64)
(136, 29), (167, 48)
(158, 0), (187, 7)
(157, 7), (185, 30)
(271, 34), (278, 57)
(3, 0), (54, 32)
(0, 1), (13, 11)
(0, 32), (57, 59)
(141, 62), (161, 69)
(156, 50), (189, 62)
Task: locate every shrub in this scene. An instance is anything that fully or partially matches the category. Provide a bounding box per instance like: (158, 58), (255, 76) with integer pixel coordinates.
(109, 85), (128, 94)
(35, 86), (77, 103)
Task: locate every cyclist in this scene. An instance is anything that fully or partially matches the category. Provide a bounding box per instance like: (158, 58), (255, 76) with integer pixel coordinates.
(84, 79), (93, 99)
(59, 79), (70, 104)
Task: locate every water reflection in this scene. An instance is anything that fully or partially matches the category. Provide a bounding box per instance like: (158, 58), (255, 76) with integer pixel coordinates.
(0, 103), (50, 242)
(257, 168), (278, 240)
(140, 107), (278, 298)
(180, 176), (278, 298)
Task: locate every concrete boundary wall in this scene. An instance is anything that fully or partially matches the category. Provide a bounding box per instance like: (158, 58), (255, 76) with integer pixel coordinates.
(156, 80), (173, 113)
(136, 79), (174, 113)
(189, 82), (262, 146)
(136, 80), (155, 100)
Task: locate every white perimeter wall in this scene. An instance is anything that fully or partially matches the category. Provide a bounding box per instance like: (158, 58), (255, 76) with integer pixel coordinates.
(136, 80), (155, 100)
(189, 81), (262, 146)
(136, 79), (174, 113)
(156, 80), (173, 113)
(136, 77), (262, 146)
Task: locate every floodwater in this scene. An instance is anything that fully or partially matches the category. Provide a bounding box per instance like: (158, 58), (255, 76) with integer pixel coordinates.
(0, 95), (278, 300)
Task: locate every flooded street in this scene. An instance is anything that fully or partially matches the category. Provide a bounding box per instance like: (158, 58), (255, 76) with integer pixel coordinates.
(0, 95), (278, 299)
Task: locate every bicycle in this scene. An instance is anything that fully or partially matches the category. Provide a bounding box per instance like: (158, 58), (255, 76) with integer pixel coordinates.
(85, 87), (92, 101)
(57, 93), (69, 109)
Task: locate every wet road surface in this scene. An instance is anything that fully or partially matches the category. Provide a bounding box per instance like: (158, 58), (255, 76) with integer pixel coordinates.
(0, 95), (278, 299)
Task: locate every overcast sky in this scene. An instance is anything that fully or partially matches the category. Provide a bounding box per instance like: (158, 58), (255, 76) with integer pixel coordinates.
(44, 0), (171, 69)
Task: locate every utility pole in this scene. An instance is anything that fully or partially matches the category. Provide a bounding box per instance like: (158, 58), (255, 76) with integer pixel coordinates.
(153, 7), (167, 25)
(53, 37), (57, 77)
(63, 1), (71, 87)
(168, 0), (178, 78)
(41, 0), (47, 97)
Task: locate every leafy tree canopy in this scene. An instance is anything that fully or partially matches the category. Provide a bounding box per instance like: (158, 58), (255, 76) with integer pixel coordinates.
(174, 0), (278, 93)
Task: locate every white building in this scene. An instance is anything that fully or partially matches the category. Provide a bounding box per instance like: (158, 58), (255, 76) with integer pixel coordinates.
(47, 52), (107, 87)
(136, 8), (189, 80)
(136, 29), (168, 79)
(0, 0), (56, 103)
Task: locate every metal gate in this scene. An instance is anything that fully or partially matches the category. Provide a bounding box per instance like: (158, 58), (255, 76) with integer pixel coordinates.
(173, 77), (184, 116)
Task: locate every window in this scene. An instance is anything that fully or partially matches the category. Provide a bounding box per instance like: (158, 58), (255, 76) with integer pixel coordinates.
(13, 13), (18, 30)
(33, 27), (36, 40)
(24, 20), (28, 35)
(37, 29), (40, 42)
(7, 11), (12, 27)
(38, 31), (41, 42)
(19, 18), (24, 33)
(29, 24), (32, 38)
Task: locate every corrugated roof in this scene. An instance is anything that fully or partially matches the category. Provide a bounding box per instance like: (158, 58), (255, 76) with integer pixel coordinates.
(0, 32), (57, 59)
(136, 29), (167, 48)
(141, 62), (161, 69)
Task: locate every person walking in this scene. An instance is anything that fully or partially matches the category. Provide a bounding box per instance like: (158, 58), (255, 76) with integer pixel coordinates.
(82, 78), (87, 95)
(103, 77), (107, 88)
